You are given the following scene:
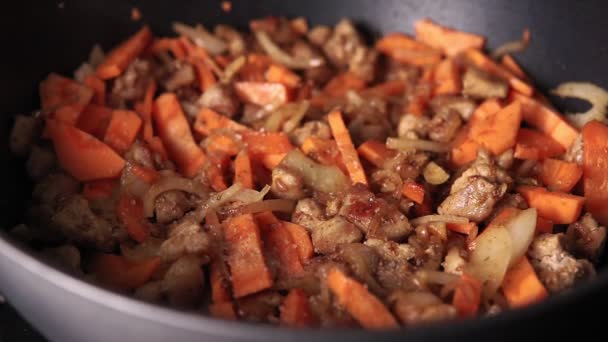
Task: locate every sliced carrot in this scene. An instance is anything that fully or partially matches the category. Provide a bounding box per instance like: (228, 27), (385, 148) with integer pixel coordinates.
(357, 139), (396, 168)
(103, 110), (142, 154)
(517, 186), (585, 224)
(447, 222), (477, 235)
(261, 222), (305, 280)
(96, 26), (153, 80)
(539, 158), (582, 192)
(240, 53), (273, 82)
(513, 128), (565, 160)
(265, 64), (301, 89)
(76, 104), (113, 139)
(40, 73), (94, 112)
(154, 93), (206, 177)
(513, 144), (540, 160)
(376, 33), (442, 66)
(207, 154), (230, 192)
(511, 92), (578, 150)
(46, 119), (125, 181)
(415, 19), (485, 57)
(205, 133), (240, 156)
(323, 72), (367, 98)
(500, 54), (528, 81)
(472, 99), (504, 121)
(328, 110), (368, 186)
(209, 302), (237, 320)
(433, 58), (461, 95)
(82, 179), (117, 201)
(234, 82), (288, 107)
(53, 106), (83, 126)
(194, 107), (250, 136)
(413, 193), (433, 217)
(223, 214), (273, 298)
(259, 153), (288, 170)
(234, 150), (254, 189)
(210, 260), (232, 303)
(254, 211), (281, 227)
(138, 81), (168, 160)
(582, 120), (608, 225)
(365, 80), (408, 97)
(280, 289), (316, 328)
(83, 74), (106, 106)
(401, 181), (425, 205)
(405, 84), (432, 116)
(327, 268), (398, 329)
(301, 137), (347, 172)
(536, 216), (554, 234)
(92, 254), (160, 290)
(243, 131), (294, 155)
(464, 49), (534, 96)
(450, 125), (479, 167)
(117, 193), (150, 242)
(189, 57), (217, 92)
(131, 164), (159, 184)
(282, 221), (314, 264)
(452, 273), (482, 317)
(502, 256), (548, 308)
(487, 207), (520, 228)
(470, 101), (522, 155)
(148, 38), (187, 59)
(179, 36), (211, 61)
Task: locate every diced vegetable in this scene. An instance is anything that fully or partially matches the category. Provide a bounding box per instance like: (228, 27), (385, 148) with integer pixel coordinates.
(244, 131), (293, 155)
(83, 74), (106, 106)
(423, 161), (450, 185)
(376, 33), (442, 66)
(117, 193), (150, 243)
(282, 221), (314, 263)
(209, 302), (237, 320)
(92, 254), (160, 290)
(401, 181), (425, 205)
(210, 260), (232, 303)
(96, 26), (153, 79)
(234, 82), (288, 107)
(517, 186), (585, 224)
(265, 64), (301, 89)
(447, 222), (477, 235)
(103, 110), (142, 154)
(280, 289), (316, 327)
(466, 224), (512, 296)
(469, 101), (522, 155)
(535, 217), (554, 234)
(415, 19), (485, 56)
(539, 158), (582, 192)
(323, 72), (366, 97)
(357, 140), (396, 168)
(500, 54), (528, 80)
(234, 150), (254, 189)
(452, 273), (482, 317)
(301, 137), (346, 171)
(194, 107), (250, 136)
(280, 148), (348, 194)
(582, 120), (608, 225)
(513, 128), (566, 160)
(433, 58), (461, 95)
(261, 221), (305, 279)
(76, 104), (113, 139)
(327, 110), (368, 185)
(502, 256), (547, 308)
(552, 82), (608, 129)
(501, 208), (537, 266)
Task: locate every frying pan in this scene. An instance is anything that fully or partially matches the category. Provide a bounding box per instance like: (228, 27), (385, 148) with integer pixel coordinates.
(1, 0), (607, 341)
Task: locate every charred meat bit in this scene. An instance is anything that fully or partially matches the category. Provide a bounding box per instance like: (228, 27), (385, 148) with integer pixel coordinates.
(462, 67), (508, 99)
(429, 95), (477, 121)
(427, 108), (462, 143)
(199, 84), (240, 118)
(312, 216), (363, 254)
(110, 59), (154, 107)
(289, 120), (332, 146)
(292, 198), (326, 232)
(154, 190), (192, 224)
(565, 213), (607, 262)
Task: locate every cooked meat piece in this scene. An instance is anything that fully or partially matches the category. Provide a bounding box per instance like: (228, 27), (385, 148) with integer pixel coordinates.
(26, 145), (55, 181)
(528, 233), (596, 293)
(159, 60), (196, 92)
(52, 195), (115, 251)
(312, 216), (363, 254)
(322, 19), (376, 81)
(271, 165), (307, 200)
(371, 203), (412, 241)
(438, 153), (511, 222)
(429, 95), (477, 121)
(289, 40), (333, 84)
(110, 59), (154, 107)
(134, 281), (164, 303)
(40, 244), (81, 273)
(383, 59), (420, 83)
(349, 47), (378, 82)
(442, 246), (466, 275)
(236, 291), (283, 323)
(428, 108), (462, 143)
(160, 223), (212, 263)
(462, 67), (508, 99)
(398, 114), (429, 138)
(292, 198), (326, 231)
(162, 255), (205, 308)
(154, 191), (192, 224)
(370, 169), (403, 194)
(334, 243), (384, 295)
(214, 24), (246, 56)
(33, 173), (79, 208)
(124, 140), (155, 169)
(240, 104), (269, 127)
(199, 84), (240, 118)
(308, 25), (332, 46)
(408, 224), (445, 270)
(289, 120), (332, 146)
(389, 291), (457, 325)
(10, 115), (39, 157)
(565, 213), (607, 261)
(364, 238), (415, 262)
(564, 134), (583, 165)
(383, 151), (430, 181)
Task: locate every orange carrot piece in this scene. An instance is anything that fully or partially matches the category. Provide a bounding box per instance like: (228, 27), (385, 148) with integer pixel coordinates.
(205, 134), (240, 156)
(470, 101), (522, 155)
(447, 222), (477, 235)
(239, 54), (273, 82)
(243, 131), (294, 155)
(262, 222), (305, 279)
(189, 57), (217, 92)
(117, 193), (150, 242)
(464, 49), (534, 96)
(210, 260), (232, 303)
(327, 268), (398, 329)
(511, 92), (578, 150)
(96, 26), (153, 79)
(234, 82), (288, 107)
(365, 80), (408, 97)
(209, 302), (237, 320)
(40, 73), (94, 113)
(357, 139), (395, 168)
(83, 74), (106, 106)
(328, 110), (368, 186)
(265, 64), (301, 89)
(46, 120), (125, 181)
(82, 179), (117, 201)
(487, 207), (520, 228)
(405, 84), (432, 116)
(502, 256), (548, 308)
(513, 144), (540, 160)
(76, 104), (113, 139)
(323, 72), (367, 98)
(255, 211), (281, 228)
(452, 273), (482, 317)
(234, 150), (254, 189)
(517, 186), (585, 224)
(92, 254), (160, 290)
(450, 125), (479, 167)
(154, 93), (206, 177)
(582, 120), (608, 225)
(207, 154), (230, 192)
(301, 137), (346, 171)
(472, 99), (504, 121)
(433, 58), (461, 95)
(223, 214), (273, 298)
(148, 38), (187, 59)
(514, 128), (566, 160)
(376, 33), (442, 66)
(103, 110), (142, 154)
(282, 221), (314, 264)
(536, 216), (554, 234)
(401, 181), (425, 205)
(500, 54), (528, 81)
(280, 289), (316, 328)
(539, 158), (582, 192)
(179, 36), (211, 61)
(415, 19), (485, 57)
(138, 81), (168, 160)
(131, 164), (160, 184)
(194, 107), (250, 136)
(259, 153), (287, 170)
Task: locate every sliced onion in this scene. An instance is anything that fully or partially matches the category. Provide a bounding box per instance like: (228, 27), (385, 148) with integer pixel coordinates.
(220, 55), (246, 84)
(173, 22), (227, 55)
(386, 137), (449, 153)
(254, 30), (324, 69)
(491, 29), (530, 59)
(502, 208), (537, 266)
(143, 176), (210, 218)
(280, 149), (349, 194)
(552, 82), (608, 128)
(466, 225), (512, 297)
(190, 182), (244, 221)
(231, 185), (271, 203)
(236, 199), (296, 215)
(411, 215), (468, 226)
(265, 101), (310, 133)
(282, 100), (310, 133)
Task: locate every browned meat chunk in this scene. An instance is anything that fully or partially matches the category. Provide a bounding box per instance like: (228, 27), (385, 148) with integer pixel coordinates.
(370, 169), (403, 194)
(428, 108), (462, 143)
(162, 255), (205, 308)
(307, 25), (332, 46)
(198, 84), (240, 118)
(383, 151), (429, 181)
(429, 95), (477, 121)
(408, 224), (446, 270)
(124, 140), (155, 169)
(110, 59), (154, 107)
(438, 153), (511, 222)
(236, 291), (282, 323)
(364, 239), (415, 262)
(528, 233), (595, 293)
(564, 134), (583, 165)
(33, 173), (79, 208)
(289, 120), (332, 146)
(312, 217), (363, 254)
(160, 220), (212, 263)
(52, 195), (116, 251)
(271, 165), (307, 200)
(462, 67), (508, 99)
(292, 198), (325, 231)
(389, 291), (457, 325)
(10, 115), (39, 157)
(159, 60), (196, 92)
(154, 190), (192, 224)
(26, 145), (55, 181)
(214, 24), (246, 56)
(397, 114), (429, 138)
(566, 213), (607, 261)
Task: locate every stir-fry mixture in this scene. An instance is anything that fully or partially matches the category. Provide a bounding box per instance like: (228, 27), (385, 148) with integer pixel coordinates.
(9, 16), (608, 328)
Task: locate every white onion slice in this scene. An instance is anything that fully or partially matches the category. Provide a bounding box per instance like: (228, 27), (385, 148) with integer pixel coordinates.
(466, 225), (512, 297)
(503, 208), (537, 266)
(552, 82), (608, 128)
